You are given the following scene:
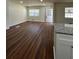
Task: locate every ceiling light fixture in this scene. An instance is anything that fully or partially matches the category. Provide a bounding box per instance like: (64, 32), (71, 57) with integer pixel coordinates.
(20, 1), (23, 4)
(40, 0), (43, 2)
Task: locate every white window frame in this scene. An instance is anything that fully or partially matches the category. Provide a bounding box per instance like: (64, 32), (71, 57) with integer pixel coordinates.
(65, 7), (73, 18)
(29, 9), (40, 17)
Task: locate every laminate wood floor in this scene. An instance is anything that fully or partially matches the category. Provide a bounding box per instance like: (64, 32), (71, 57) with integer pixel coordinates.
(6, 21), (54, 59)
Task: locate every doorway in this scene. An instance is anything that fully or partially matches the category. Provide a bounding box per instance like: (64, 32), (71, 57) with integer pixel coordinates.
(46, 8), (53, 22)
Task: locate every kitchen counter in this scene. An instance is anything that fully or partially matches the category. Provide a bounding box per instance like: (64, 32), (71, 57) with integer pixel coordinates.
(54, 23), (73, 35)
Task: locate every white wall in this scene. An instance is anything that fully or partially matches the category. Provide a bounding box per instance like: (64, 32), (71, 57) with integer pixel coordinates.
(26, 6), (54, 22)
(54, 2), (73, 23)
(6, 1), (27, 29)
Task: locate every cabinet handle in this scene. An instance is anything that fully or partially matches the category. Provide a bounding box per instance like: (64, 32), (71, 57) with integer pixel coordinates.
(71, 46), (73, 48)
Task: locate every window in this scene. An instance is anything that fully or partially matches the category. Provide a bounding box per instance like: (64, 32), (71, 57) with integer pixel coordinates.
(29, 9), (39, 16)
(65, 7), (73, 18)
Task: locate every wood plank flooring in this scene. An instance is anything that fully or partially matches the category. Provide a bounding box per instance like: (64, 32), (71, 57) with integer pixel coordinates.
(6, 21), (54, 59)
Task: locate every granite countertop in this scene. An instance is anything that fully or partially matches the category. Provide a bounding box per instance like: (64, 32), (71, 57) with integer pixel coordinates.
(54, 23), (73, 35)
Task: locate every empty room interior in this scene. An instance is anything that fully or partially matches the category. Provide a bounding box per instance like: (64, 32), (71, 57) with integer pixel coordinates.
(6, 0), (73, 59)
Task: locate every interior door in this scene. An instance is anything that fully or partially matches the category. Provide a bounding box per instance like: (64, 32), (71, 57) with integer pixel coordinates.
(46, 8), (53, 22)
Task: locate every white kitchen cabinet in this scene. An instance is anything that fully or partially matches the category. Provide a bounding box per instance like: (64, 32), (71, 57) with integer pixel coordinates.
(56, 34), (73, 59)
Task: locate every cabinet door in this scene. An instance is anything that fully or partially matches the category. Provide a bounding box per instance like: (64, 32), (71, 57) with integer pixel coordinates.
(56, 39), (72, 59)
(71, 47), (73, 59)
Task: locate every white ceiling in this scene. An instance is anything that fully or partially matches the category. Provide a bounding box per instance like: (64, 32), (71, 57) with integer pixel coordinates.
(9, 0), (73, 6)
